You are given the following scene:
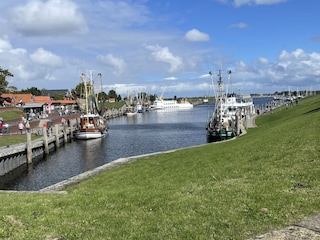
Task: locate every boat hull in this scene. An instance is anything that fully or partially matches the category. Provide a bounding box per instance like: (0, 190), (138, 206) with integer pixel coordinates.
(74, 129), (107, 140)
(207, 129), (236, 143)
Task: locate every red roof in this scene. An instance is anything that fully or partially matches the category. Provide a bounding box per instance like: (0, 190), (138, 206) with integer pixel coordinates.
(1, 93), (33, 104)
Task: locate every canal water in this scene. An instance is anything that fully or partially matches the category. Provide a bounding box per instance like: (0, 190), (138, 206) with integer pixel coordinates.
(3, 97), (273, 191)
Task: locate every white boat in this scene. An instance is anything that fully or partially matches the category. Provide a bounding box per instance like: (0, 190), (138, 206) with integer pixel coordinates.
(75, 72), (108, 140)
(206, 70), (255, 142)
(151, 95), (193, 110)
(75, 113), (108, 140)
(126, 107), (138, 116)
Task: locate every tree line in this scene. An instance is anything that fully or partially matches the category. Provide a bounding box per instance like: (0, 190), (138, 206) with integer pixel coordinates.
(0, 67), (125, 101)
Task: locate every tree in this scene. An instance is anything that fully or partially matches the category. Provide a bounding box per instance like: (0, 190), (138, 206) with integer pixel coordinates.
(6, 85), (18, 93)
(54, 93), (64, 100)
(0, 67), (14, 95)
(98, 92), (108, 102)
(20, 87), (41, 96)
(107, 90), (117, 100)
(149, 94), (157, 102)
(71, 82), (86, 99)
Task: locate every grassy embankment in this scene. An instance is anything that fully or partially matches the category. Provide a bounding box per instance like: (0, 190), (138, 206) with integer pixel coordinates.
(0, 110), (40, 145)
(0, 95), (319, 239)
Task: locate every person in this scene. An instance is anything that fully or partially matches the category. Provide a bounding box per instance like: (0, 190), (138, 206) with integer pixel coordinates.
(18, 122), (24, 134)
(25, 121), (31, 133)
(3, 122), (9, 134)
(61, 117), (66, 126)
(0, 120), (2, 135)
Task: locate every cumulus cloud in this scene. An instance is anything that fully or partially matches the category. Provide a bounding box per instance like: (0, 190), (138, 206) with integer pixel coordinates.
(230, 48), (320, 92)
(276, 49), (320, 78)
(184, 29), (210, 42)
(233, 0), (287, 7)
(145, 44), (183, 72)
(10, 0), (87, 36)
(30, 48), (63, 68)
(97, 54), (127, 76)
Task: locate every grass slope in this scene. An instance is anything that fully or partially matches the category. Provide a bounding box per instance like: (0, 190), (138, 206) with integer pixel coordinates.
(0, 95), (319, 239)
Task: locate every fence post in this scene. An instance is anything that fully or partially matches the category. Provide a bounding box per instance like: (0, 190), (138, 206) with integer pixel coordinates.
(43, 124), (49, 154)
(27, 131), (32, 163)
(55, 124), (60, 147)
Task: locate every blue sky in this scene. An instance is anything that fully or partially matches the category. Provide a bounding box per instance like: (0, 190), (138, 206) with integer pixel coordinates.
(0, 0), (319, 98)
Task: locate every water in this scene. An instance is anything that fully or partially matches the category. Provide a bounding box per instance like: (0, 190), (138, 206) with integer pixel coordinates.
(5, 104), (213, 191)
(4, 97), (274, 191)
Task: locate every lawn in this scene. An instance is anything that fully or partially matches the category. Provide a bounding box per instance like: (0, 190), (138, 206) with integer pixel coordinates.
(0, 94), (319, 239)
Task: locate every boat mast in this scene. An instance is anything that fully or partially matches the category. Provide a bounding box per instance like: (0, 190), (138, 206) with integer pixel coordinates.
(96, 73), (103, 114)
(80, 73), (88, 116)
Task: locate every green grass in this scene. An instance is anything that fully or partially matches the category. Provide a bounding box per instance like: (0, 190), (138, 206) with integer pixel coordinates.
(0, 95), (319, 239)
(0, 135), (42, 147)
(0, 109), (25, 121)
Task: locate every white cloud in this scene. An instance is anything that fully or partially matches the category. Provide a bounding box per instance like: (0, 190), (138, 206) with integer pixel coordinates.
(229, 48), (320, 92)
(97, 54), (127, 76)
(145, 44), (184, 73)
(30, 48), (63, 68)
(164, 77), (177, 81)
(233, 0), (287, 7)
(10, 48), (27, 55)
(10, 0), (87, 35)
(10, 64), (37, 82)
(184, 29), (210, 42)
(0, 36), (12, 52)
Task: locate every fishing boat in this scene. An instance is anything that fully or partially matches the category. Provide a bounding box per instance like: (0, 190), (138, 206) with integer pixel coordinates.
(206, 70), (255, 142)
(74, 72), (108, 140)
(150, 94), (193, 110)
(125, 106), (138, 116)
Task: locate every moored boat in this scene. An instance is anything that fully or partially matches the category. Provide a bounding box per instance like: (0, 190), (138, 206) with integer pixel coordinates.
(74, 72), (108, 140)
(206, 70), (255, 142)
(151, 95), (193, 110)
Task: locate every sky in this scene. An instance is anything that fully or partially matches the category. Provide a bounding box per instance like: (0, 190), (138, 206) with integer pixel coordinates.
(0, 0), (319, 98)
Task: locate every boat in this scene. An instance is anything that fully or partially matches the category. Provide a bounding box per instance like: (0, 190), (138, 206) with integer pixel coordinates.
(206, 70), (255, 142)
(150, 94), (193, 110)
(203, 97), (209, 103)
(125, 106), (138, 116)
(124, 91), (138, 116)
(74, 72), (108, 140)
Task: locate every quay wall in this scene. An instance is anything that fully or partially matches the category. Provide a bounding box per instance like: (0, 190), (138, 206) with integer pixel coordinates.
(0, 126), (74, 178)
(0, 106), (127, 180)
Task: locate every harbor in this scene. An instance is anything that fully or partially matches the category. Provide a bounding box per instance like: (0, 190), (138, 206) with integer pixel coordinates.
(0, 96), (276, 191)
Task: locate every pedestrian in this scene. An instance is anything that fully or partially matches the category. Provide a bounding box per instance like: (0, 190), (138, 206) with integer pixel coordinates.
(18, 122), (24, 134)
(3, 122), (9, 134)
(0, 120), (2, 135)
(61, 117), (66, 126)
(25, 120), (31, 133)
